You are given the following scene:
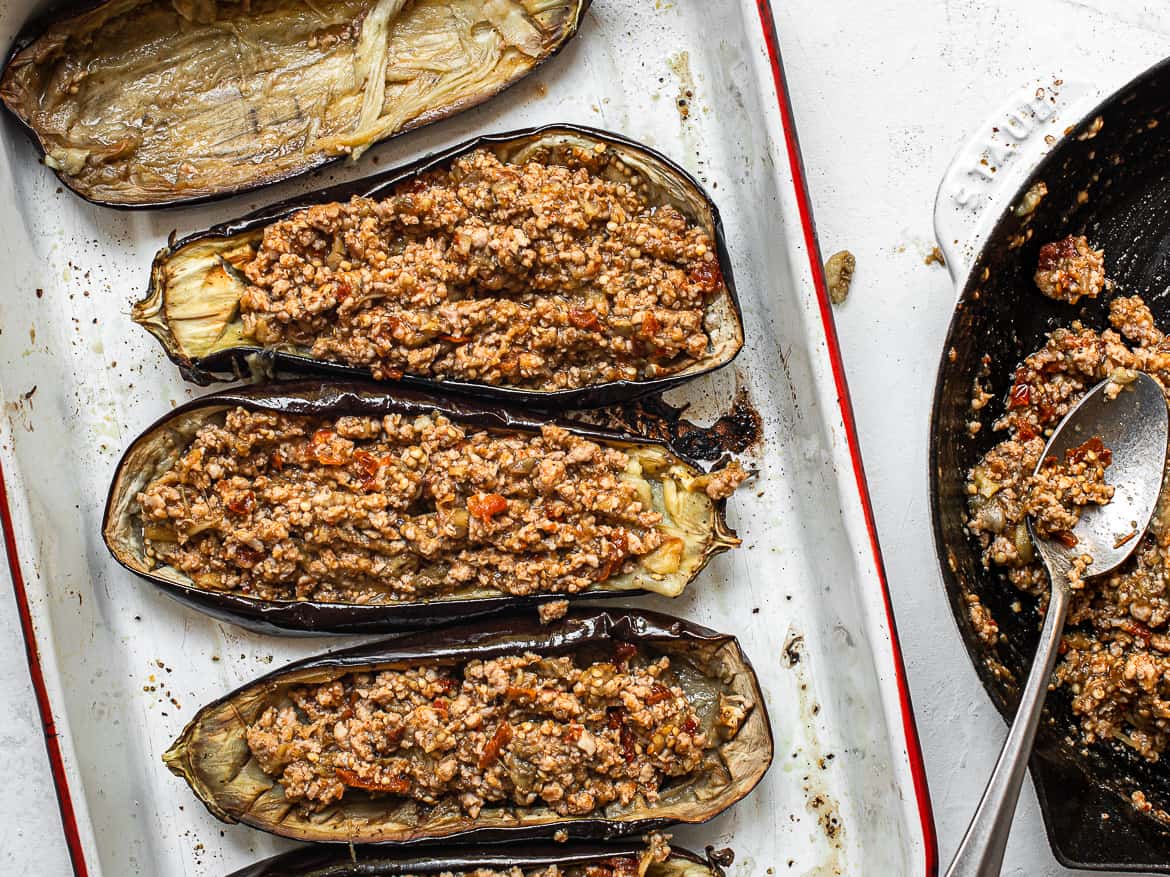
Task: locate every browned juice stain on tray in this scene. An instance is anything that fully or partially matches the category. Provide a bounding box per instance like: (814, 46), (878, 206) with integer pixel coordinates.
(583, 386), (763, 462)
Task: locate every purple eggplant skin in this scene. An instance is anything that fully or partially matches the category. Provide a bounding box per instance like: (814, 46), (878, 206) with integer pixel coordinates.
(165, 607), (773, 846)
(228, 841), (727, 877)
(102, 381), (741, 636)
(134, 124), (744, 410)
(0, 3), (591, 209)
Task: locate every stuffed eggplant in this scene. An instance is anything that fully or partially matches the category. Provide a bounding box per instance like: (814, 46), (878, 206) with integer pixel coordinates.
(165, 608), (773, 844)
(133, 125), (745, 407)
(229, 838), (727, 877)
(0, 0), (588, 207)
(102, 381), (744, 634)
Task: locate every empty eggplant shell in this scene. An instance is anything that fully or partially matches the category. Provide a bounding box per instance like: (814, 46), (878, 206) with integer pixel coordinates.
(229, 839), (728, 877)
(0, 0), (588, 207)
(165, 607), (773, 844)
(133, 124), (744, 408)
(102, 381), (741, 634)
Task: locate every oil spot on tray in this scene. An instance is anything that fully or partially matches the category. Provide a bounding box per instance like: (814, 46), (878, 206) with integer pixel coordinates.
(782, 630), (804, 667)
(668, 51), (696, 122)
(5, 386), (38, 432)
(781, 624), (847, 875)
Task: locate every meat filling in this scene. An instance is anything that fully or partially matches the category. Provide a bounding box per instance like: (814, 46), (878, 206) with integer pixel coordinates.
(364, 855), (651, 877)
(1025, 437), (1114, 544)
(237, 147), (724, 389)
(244, 650), (745, 818)
(136, 407), (745, 603)
(1034, 234), (1106, 304)
(966, 295), (1170, 760)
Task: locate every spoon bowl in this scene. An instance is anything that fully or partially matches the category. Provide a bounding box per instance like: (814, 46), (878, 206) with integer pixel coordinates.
(1031, 372), (1169, 580)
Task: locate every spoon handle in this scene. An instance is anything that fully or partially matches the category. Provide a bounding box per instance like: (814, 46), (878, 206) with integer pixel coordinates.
(944, 573), (1071, 877)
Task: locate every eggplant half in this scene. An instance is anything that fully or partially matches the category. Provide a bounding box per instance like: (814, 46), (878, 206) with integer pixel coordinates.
(165, 607), (773, 844)
(0, 0), (588, 207)
(102, 381), (741, 634)
(229, 839), (727, 877)
(133, 124), (745, 408)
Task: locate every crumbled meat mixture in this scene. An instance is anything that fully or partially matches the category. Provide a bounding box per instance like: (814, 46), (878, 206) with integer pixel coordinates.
(538, 599), (570, 624)
(399, 863), (639, 877)
(1034, 234), (1106, 304)
(137, 408), (744, 603)
(245, 650), (743, 818)
(966, 593), (999, 646)
(237, 147), (725, 390)
(1024, 437), (1114, 543)
(966, 295), (1170, 760)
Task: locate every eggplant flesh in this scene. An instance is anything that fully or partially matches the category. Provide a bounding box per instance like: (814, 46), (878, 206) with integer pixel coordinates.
(165, 608), (773, 845)
(133, 125), (745, 407)
(229, 840), (725, 877)
(101, 381), (741, 634)
(0, 0), (587, 207)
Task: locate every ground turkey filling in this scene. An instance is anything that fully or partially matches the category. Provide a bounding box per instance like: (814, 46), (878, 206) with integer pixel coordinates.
(237, 147), (724, 389)
(244, 650), (748, 818)
(397, 858), (654, 877)
(1033, 234), (1106, 305)
(966, 294), (1170, 760)
(137, 407), (744, 603)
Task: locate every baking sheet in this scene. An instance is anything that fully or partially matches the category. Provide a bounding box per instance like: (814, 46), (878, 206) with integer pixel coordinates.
(0, 0), (934, 873)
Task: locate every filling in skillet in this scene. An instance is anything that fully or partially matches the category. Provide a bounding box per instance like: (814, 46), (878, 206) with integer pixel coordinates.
(244, 648), (750, 817)
(237, 146), (725, 389)
(966, 289), (1170, 760)
(136, 407), (745, 604)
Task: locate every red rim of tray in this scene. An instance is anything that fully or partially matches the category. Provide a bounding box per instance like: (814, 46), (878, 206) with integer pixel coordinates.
(753, 1), (939, 873)
(0, 5), (937, 873)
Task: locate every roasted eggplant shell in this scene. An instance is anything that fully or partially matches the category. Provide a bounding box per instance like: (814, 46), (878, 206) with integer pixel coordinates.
(133, 124), (745, 409)
(165, 608), (773, 845)
(229, 840), (727, 877)
(101, 381), (740, 635)
(0, 0), (589, 208)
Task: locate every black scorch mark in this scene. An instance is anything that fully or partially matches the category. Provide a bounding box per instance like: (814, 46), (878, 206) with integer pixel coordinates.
(591, 387), (763, 462)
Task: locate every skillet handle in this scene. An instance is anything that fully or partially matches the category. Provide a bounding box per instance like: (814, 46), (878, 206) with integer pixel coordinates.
(932, 78), (1101, 287)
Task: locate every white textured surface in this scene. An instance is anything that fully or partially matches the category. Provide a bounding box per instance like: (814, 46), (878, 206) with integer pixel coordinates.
(2, 0), (1169, 875)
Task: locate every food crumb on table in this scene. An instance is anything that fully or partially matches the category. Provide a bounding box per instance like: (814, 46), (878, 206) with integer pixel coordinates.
(824, 250), (855, 304)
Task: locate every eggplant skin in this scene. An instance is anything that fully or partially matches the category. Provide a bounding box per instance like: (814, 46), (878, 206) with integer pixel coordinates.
(165, 607), (773, 845)
(133, 124), (745, 408)
(101, 380), (741, 635)
(229, 841), (726, 877)
(0, 0), (588, 208)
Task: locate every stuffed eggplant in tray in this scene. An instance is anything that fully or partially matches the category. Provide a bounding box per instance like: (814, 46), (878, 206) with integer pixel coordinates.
(165, 608), (772, 844)
(0, 0), (589, 207)
(134, 125), (745, 408)
(229, 837), (728, 877)
(102, 381), (745, 634)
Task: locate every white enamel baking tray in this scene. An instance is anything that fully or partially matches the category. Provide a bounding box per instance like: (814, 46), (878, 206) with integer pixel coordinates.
(0, 1), (935, 873)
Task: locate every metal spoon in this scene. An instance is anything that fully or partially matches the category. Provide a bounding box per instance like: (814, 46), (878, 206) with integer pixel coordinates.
(945, 371), (1169, 877)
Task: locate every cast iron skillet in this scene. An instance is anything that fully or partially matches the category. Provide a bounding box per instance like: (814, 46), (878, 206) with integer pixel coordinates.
(931, 57), (1170, 871)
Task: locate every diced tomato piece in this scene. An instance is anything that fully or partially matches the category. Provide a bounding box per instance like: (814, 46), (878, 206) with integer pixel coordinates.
(478, 722), (513, 769)
(311, 429), (345, 466)
(468, 493), (508, 521)
(335, 768), (410, 795)
(645, 683), (673, 705)
(688, 259), (722, 292)
(225, 491), (255, 515)
(569, 307), (602, 331)
(1008, 382), (1031, 409)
